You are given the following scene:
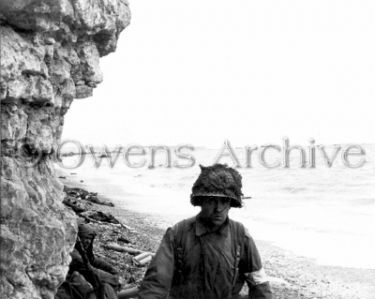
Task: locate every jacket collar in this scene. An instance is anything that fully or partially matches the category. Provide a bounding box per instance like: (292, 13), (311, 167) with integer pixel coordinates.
(195, 214), (230, 237)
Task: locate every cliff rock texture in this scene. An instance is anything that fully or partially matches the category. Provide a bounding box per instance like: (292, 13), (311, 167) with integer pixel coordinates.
(0, 1), (130, 298)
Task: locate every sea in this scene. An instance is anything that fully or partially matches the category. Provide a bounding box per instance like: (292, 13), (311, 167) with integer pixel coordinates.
(56, 143), (375, 270)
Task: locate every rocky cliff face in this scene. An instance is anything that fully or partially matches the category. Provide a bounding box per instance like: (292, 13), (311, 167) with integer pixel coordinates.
(0, 1), (130, 298)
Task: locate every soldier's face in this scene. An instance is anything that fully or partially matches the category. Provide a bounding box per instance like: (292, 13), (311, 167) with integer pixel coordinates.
(200, 197), (231, 227)
(81, 237), (92, 250)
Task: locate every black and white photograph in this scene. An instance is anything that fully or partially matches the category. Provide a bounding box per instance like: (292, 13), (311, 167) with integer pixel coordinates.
(0, 1), (374, 298)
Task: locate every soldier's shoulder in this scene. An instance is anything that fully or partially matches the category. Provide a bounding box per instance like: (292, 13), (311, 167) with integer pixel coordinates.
(171, 216), (196, 231)
(229, 219), (253, 239)
(228, 218), (245, 230)
(170, 217), (196, 233)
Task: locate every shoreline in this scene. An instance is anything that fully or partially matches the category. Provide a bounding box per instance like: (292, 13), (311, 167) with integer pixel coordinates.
(61, 174), (375, 299)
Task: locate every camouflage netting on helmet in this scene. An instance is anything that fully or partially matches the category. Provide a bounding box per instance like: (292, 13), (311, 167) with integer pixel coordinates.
(191, 164), (243, 208)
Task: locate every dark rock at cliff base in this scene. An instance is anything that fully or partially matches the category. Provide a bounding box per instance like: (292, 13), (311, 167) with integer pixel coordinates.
(64, 186), (115, 206)
(63, 195), (93, 213)
(62, 186), (119, 225)
(81, 210), (120, 225)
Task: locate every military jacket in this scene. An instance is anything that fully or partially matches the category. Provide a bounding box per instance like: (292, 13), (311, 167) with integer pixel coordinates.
(138, 216), (273, 299)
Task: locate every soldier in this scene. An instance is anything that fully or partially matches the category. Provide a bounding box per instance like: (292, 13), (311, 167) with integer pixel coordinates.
(57, 223), (121, 299)
(138, 164), (273, 299)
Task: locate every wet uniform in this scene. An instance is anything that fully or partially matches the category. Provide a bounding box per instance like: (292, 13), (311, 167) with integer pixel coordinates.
(139, 215), (273, 299)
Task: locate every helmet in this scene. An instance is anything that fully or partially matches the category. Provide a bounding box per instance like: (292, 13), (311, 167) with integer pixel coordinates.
(78, 223), (96, 239)
(190, 164), (243, 208)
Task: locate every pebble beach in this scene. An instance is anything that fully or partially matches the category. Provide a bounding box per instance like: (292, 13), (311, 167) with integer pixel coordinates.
(61, 172), (375, 299)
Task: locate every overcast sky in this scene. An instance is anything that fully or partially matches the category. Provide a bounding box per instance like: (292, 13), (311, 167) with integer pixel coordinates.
(62, 0), (375, 147)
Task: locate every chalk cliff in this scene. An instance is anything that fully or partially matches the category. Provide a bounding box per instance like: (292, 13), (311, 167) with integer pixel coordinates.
(0, 1), (130, 298)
